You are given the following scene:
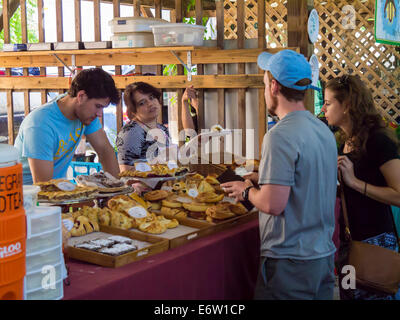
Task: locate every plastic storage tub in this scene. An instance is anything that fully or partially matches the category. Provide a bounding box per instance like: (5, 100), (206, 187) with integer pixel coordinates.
(26, 206), (61, 237)
(25, 245), (63, 273)
(24, 263), (63, 292)
(111, 32), (155, 48)
(109, 16), (170, 34)
(24, 279), (63, 300)
(23, 185), (40, 212)
(26, 228), (62, 254)
(150, 23), (205, 46)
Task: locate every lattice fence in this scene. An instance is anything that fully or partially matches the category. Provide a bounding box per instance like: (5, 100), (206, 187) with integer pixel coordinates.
(224, 0), (287, 48)
(315, 0), (400, 124)
(223, 0), (400, 124)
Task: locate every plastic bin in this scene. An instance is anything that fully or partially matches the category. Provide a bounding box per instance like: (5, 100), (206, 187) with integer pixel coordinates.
(111, 32), (155, 48)
(109, 16), (170, 34)
(24, 263), (63, 292)
(150, 23), (205, 47)
(26, 228), (62, 255)
(24, 279), (63, 300)
(26, 206), (61, 238)
(25, 245), (63, 273)
(69, 161), (102, 178)
(23, 185), (40, 212)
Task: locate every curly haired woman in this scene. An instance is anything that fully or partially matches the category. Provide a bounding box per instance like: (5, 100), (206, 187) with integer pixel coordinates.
(322, 74), (400, 300)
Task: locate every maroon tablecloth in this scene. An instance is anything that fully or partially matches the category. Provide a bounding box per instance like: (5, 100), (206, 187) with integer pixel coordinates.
(63, 218), (260, 300)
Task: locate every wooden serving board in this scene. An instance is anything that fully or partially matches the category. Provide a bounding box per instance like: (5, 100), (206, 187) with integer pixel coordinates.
(129, 214), (213, 249)
(66, 225), (169, 268)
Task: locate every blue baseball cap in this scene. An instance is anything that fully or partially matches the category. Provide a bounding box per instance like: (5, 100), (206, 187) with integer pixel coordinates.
(257, 49), (320, 91)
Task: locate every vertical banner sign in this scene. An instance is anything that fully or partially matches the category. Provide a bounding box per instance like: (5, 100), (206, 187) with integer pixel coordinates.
(375, 0), (400, 45)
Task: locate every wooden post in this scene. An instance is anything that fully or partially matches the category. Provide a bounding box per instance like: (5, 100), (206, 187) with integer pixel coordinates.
(3, 0), (14, 144)
(154, 0), (165, 126)
(195, 0), (204, 131)
(37, 0), (47, 105)
(287, 0), (315, 114)
(133, 0), (142, 75)
(216, 0), (224, 129)
(113, 0), (123, 133)
(237, 0), (246, 156)
(56, 0), (64, 95)
(21, 0), (30, 116)
(175, 0), (184, 146)
(258, 0), (266, 156)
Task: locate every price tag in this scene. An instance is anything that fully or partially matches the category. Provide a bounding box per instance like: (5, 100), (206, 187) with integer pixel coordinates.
(56, 181), (76, 191)
(167, 160), (178, 170)
(62, 219), (74, 231)
(135, 162), (151, 172)
(188, 188), (199, 198)
(128, 206), (148, 219)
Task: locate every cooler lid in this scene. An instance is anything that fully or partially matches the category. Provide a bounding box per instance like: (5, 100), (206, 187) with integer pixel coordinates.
(0, 143), (19, 164)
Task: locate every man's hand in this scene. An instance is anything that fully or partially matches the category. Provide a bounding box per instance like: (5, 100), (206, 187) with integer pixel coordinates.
(221, 179), (253, 202)
(243, 172), (259, 185)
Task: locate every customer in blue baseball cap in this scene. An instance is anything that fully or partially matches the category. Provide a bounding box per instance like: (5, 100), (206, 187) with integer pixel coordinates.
(222, 49), (338, 300)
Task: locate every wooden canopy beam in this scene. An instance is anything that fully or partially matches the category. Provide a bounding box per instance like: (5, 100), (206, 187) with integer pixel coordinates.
(0, 74), (264, 90)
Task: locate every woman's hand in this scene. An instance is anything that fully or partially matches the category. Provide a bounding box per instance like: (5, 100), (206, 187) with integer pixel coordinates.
(338, 155), (358, 189)
(221, 179), (253, 202)
(182, 85), (198, 110)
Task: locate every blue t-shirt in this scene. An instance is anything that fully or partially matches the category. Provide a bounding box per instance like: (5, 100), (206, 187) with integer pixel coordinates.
(14, 94), (102, 184)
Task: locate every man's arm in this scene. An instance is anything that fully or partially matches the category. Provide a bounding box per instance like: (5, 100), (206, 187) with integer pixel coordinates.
(85, 129), (120, 178)
(28, 158), (54, 183)
(248, 184), (291, 216)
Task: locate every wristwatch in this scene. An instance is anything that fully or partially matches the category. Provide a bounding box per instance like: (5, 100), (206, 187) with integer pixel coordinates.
(242, 186), (254, 201)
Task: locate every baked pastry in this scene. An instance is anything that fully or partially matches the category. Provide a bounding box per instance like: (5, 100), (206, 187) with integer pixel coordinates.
(35, 179), (71, 192)
(197, 180), (215, 193)
(75, 171), (125, 191)
(182, 202), (210, 212)
(205, 174), (220, 185)
(138, 220), (167, 234)
(98, 243), (137, 256)
(70, 216), (99, 237)
(157, 215), (179, 229)
(111, 211), (134, 230)
(161, 195), (183, 208)
(98, 208), (112, 226)
(188, 211), (207, 220)
(107, 235), (134, 244)
(195, 192), (224, 203)
(205, 202), (236, 220)
(144, 190), (169, 201)
(229, 202), (248, 215)
(37, 186), (98, 201)
(160, 206), (188, 218)
(79, 206), (99, 224)
(149, 201), (162, 211)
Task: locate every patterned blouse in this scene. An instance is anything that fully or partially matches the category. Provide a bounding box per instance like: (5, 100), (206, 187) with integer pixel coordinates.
(116, 120), (170, 165)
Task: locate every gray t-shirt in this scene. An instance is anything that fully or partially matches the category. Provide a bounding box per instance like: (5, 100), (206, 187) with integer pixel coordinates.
(258, 110), (337, 260)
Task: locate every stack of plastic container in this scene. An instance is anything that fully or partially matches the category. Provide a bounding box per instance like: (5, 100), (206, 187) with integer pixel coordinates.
(23, 200), (65, 300)
(109, 16), (170, 48)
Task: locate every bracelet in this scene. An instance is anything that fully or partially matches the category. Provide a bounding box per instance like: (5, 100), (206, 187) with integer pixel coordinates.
(364, 182), (367, 196)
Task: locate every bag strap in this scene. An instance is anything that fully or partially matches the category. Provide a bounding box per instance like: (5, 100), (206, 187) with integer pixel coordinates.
(338, 172), (353, 242)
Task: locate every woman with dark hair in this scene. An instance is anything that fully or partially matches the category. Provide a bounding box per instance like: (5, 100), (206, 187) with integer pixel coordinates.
(116, 82), (198, 172)
(322, 74), (400, 300)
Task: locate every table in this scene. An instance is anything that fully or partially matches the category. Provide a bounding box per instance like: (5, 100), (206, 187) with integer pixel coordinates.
(63, 218), (260, 300)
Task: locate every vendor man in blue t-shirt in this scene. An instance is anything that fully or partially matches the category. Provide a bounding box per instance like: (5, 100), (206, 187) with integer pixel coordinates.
(14, 68), (121, 184)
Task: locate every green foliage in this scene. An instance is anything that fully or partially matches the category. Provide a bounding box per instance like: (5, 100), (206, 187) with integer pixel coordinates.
(0, 0), (38, 48)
